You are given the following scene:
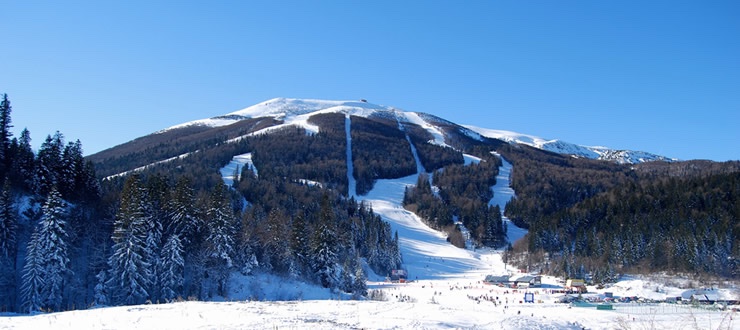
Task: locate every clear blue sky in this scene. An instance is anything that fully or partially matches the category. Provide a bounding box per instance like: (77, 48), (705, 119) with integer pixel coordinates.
(2, 1), (739, 161)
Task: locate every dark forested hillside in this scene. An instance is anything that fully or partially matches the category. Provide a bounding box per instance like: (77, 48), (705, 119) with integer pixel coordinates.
(500, 143), (740, 280)
(350, 116), (416, 195)
(88, 117), (280, 178)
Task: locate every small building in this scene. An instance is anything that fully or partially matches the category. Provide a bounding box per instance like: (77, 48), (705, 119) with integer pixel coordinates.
(565, 279), (587, 293)
(484, 275), (510, 286)
(389, 269), (408, 283)
(513, 275), (542, 288)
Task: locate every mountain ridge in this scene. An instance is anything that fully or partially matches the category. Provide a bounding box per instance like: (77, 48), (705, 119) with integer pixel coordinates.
(158, 97), (673, 165)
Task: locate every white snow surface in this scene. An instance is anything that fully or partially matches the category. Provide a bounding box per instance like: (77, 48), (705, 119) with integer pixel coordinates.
(165, 98), (393, 132)
(219, 153), (257, 187)
(465, 125), (676, 164)
(400, 112), (449, 147)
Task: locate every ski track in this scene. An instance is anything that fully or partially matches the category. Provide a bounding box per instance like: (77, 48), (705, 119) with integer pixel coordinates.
(345, 114), (356, 199)
(489, 152), (528, 244)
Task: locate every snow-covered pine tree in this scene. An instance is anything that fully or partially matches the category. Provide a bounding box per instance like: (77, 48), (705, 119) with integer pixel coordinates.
(205, 185), (236, 296)
(0, 94), (12, 174)
(262, 208), (290, 273)
(93, 270), (107, 306)
(35, 188), (70, 311)
(144, 208), (163, 303)
(159, 234), (184, 302)
(10, 129), (36, 191)
(21, 231), (44, 313)
(33, 133), (64, 196)
(107, 175), (152, 305)
(0, 182), (16, 310)
(59, 140), (84, 200)
(390, 231), (402, 270)
(311, 194), (338, 288)
(0, 181), (16, 259)
(167, 177), (201, 246)
(352, 256), (367, 299)
(289, 212), (309, 278)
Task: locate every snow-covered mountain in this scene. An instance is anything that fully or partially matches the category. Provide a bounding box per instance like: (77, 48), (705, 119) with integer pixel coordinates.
(464, 126), (675, 164)
(165, 97), (673, 164)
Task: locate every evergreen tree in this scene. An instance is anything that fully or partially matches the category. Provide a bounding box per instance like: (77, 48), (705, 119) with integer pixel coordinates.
(311, 194), (338, 288)
(21, 231), (44, 313)
(205, 185), (236, 296)
(352, 257), (367, 299)
(0, 94), (12, 175)
(10, 129), (35, 191)
(33, 133), (64, 196)
(289, 212), (309, 278)
(0, 181), (16, 259)
(144, 207), (163, 303)
(59, 140), (85, 200)
(0, 181), (17, 310)
(261, 208), (290, 273)
(159, 234), (184, 302)
(93, 270), (108, 306)
(167, 177), (201, 245)
(107, 175), (151, 305)
(35, 188), (70, 311)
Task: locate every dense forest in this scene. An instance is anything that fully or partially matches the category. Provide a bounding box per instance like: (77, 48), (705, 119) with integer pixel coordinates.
(500, 144), (740, 281)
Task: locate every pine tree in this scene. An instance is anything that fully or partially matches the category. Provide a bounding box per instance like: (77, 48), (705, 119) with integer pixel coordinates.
(311, 194), (338, 288)
(33, 133), (63, 196)
(0, 94), (12, 175)
(21, 231), (44, 313)
(35, 188), (70, 311)
(107, 175), (151, 305)
(0, 181), (18, 310)
(59, 140), (85, 200)
(167, 177), (201, 245)
(352, 257), (367, 299)
(205, 185), (236, 296)
(10, 129), (35, 191)
(0, 181), (17, 310)
(93, 270), (108, 306)
(159, 234), (184, 302)
(144, 207), (163, 303)
(289, 212), (309, 278)
(0, 181), (16, 259)
(262, 208), (290, 273)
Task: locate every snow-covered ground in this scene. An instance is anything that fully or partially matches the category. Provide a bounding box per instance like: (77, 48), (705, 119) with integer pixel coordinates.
(4, 144), (736, 329)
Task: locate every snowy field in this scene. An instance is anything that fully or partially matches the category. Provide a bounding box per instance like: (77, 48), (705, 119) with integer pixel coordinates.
(2, 141), (737, 329)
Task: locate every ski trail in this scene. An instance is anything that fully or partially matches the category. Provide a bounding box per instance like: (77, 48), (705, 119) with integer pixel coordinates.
(219, 153), (258, 187)
(489, 152), (527, 244)
(361, 176), (490, 280)
(345, 114), (357, 198)
(355, 117), (491, 279)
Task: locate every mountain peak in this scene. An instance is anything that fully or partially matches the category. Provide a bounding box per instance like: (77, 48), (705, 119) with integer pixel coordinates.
(163, 98), (397, 132)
